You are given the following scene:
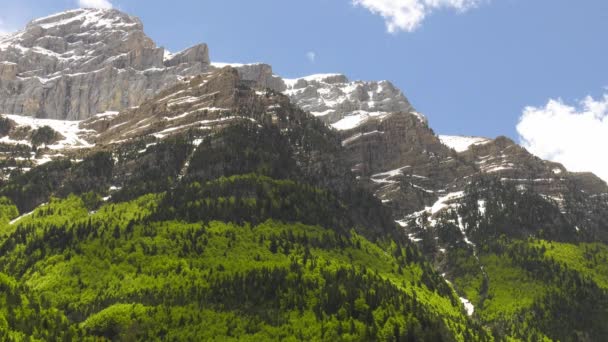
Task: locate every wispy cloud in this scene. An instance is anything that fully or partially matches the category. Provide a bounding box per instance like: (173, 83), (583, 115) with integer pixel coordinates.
(517, 93), (608, 183)
(78, 0), (114, 9)
(306, 51), (316, 63)
(353, 0), (485, 33)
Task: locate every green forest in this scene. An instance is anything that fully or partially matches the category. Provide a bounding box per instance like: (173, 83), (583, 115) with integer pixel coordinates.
(0, 189), (488, 341)
(0, 104), (605, 341)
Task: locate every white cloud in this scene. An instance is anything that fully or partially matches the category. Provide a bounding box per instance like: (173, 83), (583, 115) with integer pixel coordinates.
(306, 51), (316, 63)
(517, 94), (608, 183)
(353, 0), (484, 33)
(78, 0), (113, 9)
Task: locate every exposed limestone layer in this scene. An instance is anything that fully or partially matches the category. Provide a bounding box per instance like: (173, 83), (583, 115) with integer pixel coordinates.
(0, 8), (605, 242)
(283, 74), (416, 127)
(0, 9), (210, 120)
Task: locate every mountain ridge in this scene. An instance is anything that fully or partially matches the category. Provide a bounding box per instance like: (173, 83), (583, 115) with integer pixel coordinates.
(0, 8), (606, 238)
(0, 8), (209, 120)
(1, 8), (606, 241)
(0, 8), (607, 340)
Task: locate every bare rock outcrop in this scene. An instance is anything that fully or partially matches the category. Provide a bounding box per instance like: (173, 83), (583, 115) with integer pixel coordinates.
(284, 74), (415, 126)
(211, 62), (286, 92)
(0, 8), (210, 120)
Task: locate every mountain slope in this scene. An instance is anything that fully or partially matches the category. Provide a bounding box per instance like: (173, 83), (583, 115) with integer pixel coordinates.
(0, 193), (492, 341)
(0, 63), (489, 341)
(0, 9), (209, 120)
(0, 8), (607, 341)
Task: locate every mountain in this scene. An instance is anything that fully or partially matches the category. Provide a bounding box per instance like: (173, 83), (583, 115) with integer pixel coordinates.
(0, 8), (607, 341)
(0, 9), (209, 120)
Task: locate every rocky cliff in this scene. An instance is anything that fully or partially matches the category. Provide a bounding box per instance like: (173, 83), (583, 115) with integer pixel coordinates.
(0, 8), (210, 120)
(1, 9), (607, 340)
(0, 8), (606, 244)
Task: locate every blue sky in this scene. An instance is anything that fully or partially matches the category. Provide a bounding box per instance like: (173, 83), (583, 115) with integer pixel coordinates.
(1, 0), (607, 180)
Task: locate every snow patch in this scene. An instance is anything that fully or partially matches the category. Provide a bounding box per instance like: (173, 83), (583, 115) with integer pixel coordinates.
(371, 166), (410, 184)
(163, 49), (173, 62)
(439, 135), (491, 153)
(460, 297), (475, 316)
(478, 200), (486, 215)
(331, 111), (390, 131)
(283, 74), (345, 87)
(211, 62), (265, 69)
(2, 114), (93, 149)
(35, 155), (54, 166)
(431, 191), (464, 215)
(408, 233), (422, 243)
(342, 130), (384, 146)
(95, 111), (119, 118)
(484, 165), (514, 173)
(310, 109), (336, 117)
(332, 114), (368, 130)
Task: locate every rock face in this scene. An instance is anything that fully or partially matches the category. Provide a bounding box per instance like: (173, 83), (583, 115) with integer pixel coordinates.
(83, 67), (256, 144)
(346, 116), (608, 241)
(283, 74), (416, 127)
(270, 72), (608, 240)
(0, 8), (606, 243)
(0, 9), (210, 120)
(0, 62), (18, 81)
(211, 63), (286, 92)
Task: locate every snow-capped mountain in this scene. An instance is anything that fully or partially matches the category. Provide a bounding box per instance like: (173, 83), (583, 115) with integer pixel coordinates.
(0, 8), (606, 244)
(1, 9), (608, 340)
(283, 73), (417, 129)
(0, 8), (209, 120)
(438, 135), (490, 153)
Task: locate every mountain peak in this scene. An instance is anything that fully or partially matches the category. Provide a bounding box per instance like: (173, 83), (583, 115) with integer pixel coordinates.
(439, 135), (491, 152)
(27, 8), (141, 31)
(0, 8), (210, 120)
(282, 71), (415, 129)
(3, 8), (149, 65)
(284, 73), (349, 87)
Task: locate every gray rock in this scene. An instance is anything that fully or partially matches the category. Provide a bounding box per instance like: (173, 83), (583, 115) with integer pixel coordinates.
(211, 63), (286, 92)
(0, 8), (210, 120)
(283, 74), (415, 126)
(201, 65), (608, 229)
(165, 44), (210, 67)
(0, 62), (17, 81)
(2, 7), (605, 243)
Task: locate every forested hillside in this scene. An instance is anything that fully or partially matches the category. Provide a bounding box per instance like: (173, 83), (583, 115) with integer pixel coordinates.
(0, 10), (606, 339)
(419, 178), (608, 341)
(0, 168), (489, 340)
(0, 73), (490, 340)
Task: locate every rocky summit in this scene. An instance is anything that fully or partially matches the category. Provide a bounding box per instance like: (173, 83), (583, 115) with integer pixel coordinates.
(0, 8), (607, 341)
(1, 7), (607, 251)
(0, 9), (209, 120)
